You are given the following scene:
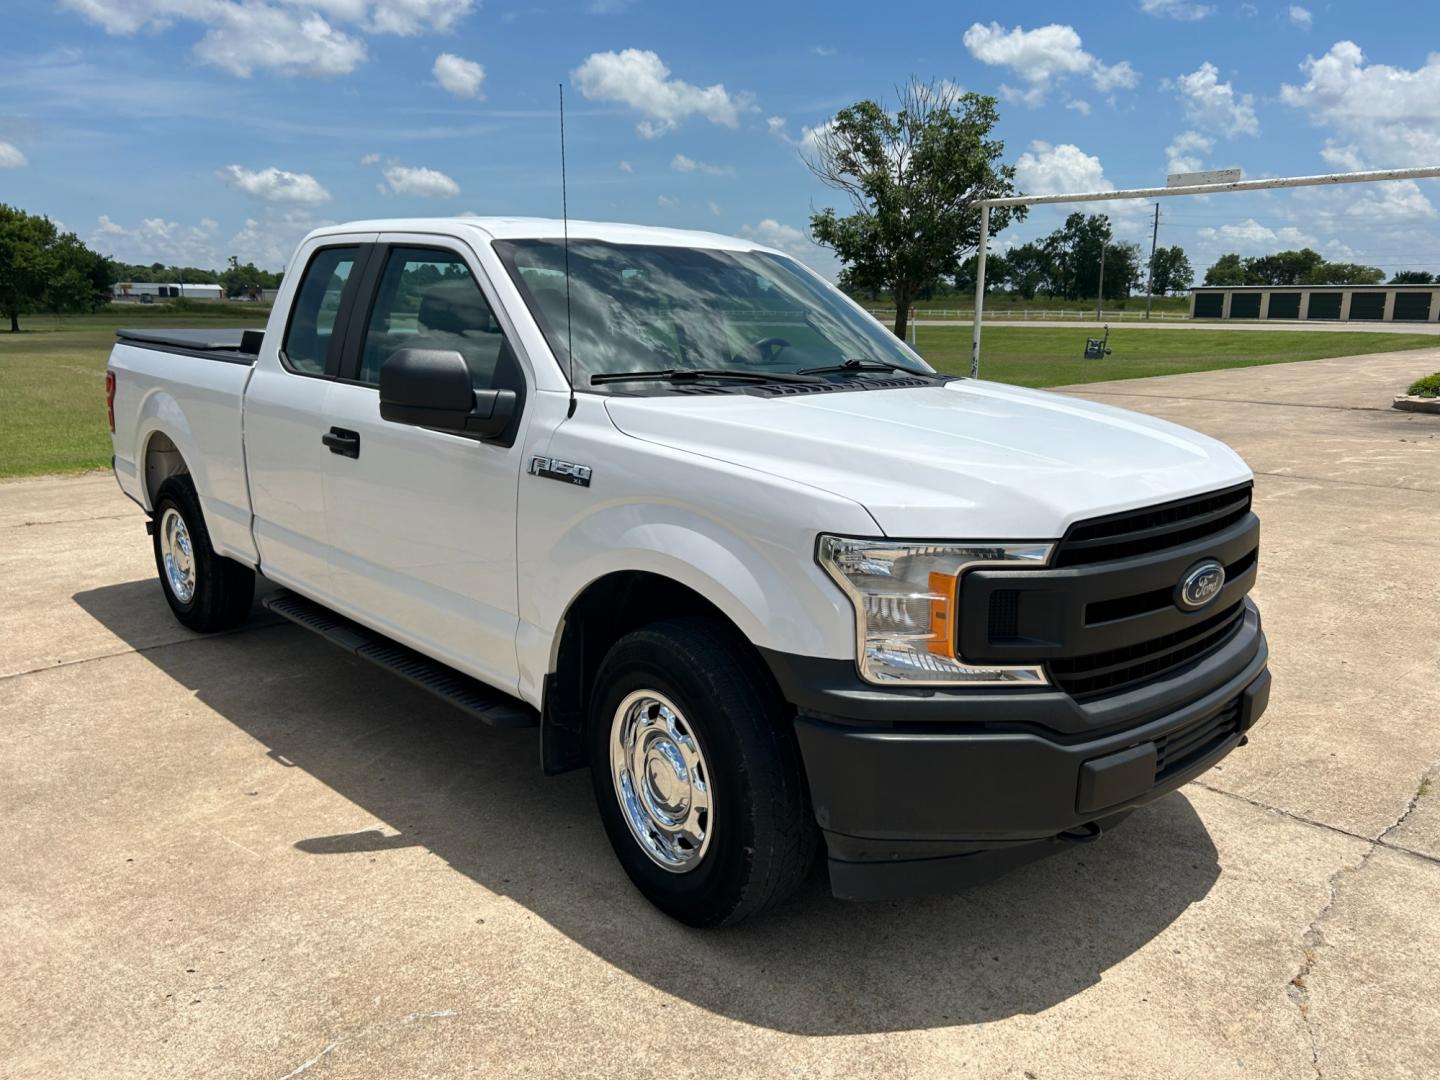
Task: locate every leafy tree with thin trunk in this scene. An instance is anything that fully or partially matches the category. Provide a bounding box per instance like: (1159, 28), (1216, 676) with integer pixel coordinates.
(806, 80), (1022, 340)
(0, 204), (113, 331)
(1391, 270), (1435, 284)
(1149, 245), (1194, 296)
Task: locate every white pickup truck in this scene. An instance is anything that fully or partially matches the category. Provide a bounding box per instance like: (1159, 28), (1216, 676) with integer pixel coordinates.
(107, 217), (1269, 925)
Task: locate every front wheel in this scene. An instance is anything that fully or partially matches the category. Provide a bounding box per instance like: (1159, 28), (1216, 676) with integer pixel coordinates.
(151, 476), (255, 632)
(588, 618), (817, 926)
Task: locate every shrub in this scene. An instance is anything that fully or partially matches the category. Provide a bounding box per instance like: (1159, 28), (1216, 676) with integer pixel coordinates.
(1407, 372), (1440, 398)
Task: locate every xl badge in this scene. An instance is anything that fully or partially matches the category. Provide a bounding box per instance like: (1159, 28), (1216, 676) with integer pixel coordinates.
(530, 456), (592, 487)
(1176, 558), (1225, 611)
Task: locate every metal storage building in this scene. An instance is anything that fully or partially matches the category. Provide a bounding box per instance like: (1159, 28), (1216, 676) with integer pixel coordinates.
(1189, 284), (1440, 322)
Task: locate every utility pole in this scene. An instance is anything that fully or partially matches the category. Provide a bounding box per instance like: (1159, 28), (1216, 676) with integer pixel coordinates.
(1145, 203), (1160, 320)
(1095, 237), (1107, 322)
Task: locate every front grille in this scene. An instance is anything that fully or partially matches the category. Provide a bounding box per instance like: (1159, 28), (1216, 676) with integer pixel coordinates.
(1048, 601), (1246, 698)
(1155, 697), (1242, 781)
(988, 589), (1021, 641)
(1054, 483), (1253, 567)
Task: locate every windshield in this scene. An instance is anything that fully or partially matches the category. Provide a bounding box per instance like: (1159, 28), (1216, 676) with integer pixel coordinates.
(492, 239), (933, 388)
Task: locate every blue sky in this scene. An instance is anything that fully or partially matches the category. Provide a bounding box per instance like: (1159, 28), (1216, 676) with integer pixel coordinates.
(4, 0), (1440, 280)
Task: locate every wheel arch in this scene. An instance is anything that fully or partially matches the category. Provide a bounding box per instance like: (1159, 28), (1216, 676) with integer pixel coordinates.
(540, 570), (784, 775)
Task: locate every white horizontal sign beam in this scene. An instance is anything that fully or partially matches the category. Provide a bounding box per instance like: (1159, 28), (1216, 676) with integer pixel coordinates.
(980, 165), (1440, 208)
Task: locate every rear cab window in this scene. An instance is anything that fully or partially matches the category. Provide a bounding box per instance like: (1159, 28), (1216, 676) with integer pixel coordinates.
(282, 246), (358, 376)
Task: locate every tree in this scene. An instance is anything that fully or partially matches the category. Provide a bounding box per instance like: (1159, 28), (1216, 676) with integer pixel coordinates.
(1003, 242), (1052, 299)
(46, 233), (115, 314)
(1204, 253), (1246, 286)
(1245, 248), (1325, 285)
(1312, 262), (1384, 285)
(1391, 270), (1434, 284)
(1150, 245), (1193, 295)
(0, 204), (60, 332)
(954, 251), (1009, 295)
(807, 79), (1022, 339)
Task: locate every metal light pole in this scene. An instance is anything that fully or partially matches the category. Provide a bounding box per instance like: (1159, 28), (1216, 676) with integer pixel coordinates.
(1144, 203), (1160, 320)
(1094, 238), (1107, 322)
(969, 204), (989, 379)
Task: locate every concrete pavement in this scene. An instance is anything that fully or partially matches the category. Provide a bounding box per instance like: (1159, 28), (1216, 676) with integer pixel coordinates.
(2, 348), (1438, 1078)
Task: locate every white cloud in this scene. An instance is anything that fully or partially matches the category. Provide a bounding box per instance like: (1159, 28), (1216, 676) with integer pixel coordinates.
(588, 0), (634, 11)
(57, 0), (473, 77)
(1196, 219), (1316, 249)
(227, 208), (336, 268)
(433, 52), (485, 99)
(1065, 99), (1091, 115)
(769, 116), (838, 157)
(382, 163), (461, 198)
(669, 153), (734, 177)
(360, 152), (382, 165)
(1015, 140), (1111, 196)
(813, 45), (836, 57)
(1281, 41), (1440, 168)
(1140, 0), (1214, 20)
(1166, 130), (1215, 174)
(1174, 61), (1259, 137)
(1288, 5), (1312, 29)
(0, 141), (27, 168)
(1342, 180), (1436, 223)
(571, 48), (755, 137)
(90, 214), (223, 268)
(1013, 141), (1148, 230)
(194, 7), (368, 77)
(657, 194), (678, 207)
(738, 219), (839, 277)
(366, 0), (472, 35)
(963, 22), (1137, 107)
(217, 164), (331, 204)
(766, 116), (787, 137)
(618, 160), (633, 173)
(707, 200), (721, 217)
(89, 208), (333, 270)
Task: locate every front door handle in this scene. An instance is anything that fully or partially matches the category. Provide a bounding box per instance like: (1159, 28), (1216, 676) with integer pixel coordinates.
(322, 427), (360, 458)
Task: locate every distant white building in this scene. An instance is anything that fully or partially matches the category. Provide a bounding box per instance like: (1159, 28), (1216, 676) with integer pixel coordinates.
(111, 282), (225, 301)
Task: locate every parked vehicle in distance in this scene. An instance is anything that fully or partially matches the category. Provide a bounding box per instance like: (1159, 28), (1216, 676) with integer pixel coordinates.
(107, 218), (1270, 926)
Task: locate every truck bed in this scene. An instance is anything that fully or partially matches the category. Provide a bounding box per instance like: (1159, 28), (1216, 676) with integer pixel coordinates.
(116, 327), (261, 364)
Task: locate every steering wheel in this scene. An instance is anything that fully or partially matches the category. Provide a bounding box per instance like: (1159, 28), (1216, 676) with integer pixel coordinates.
(747, 336), (793, 366)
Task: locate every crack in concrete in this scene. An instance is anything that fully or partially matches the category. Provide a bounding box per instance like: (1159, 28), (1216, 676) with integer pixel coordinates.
(1269, 766), (1437, 1079)
(0, 618), (288, 684)
(0, 512), (136, 530)
(1192, 780), (1440, 868)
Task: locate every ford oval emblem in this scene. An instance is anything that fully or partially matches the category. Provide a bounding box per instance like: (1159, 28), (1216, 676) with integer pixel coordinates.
(1177, 559), (1226, 611)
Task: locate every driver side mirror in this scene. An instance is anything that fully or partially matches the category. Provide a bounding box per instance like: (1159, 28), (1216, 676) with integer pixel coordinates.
(379, 349), (517, 440)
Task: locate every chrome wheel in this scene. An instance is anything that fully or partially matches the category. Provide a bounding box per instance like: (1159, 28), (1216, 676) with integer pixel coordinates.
(609, 690), (713, 873)
(159, 507), (197, 604)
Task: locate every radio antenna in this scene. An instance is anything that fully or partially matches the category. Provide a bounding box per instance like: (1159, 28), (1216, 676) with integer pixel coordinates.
(559, 82), (577, 418)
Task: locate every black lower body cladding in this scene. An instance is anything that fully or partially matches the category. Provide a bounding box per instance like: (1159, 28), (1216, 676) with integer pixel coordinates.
(762, 600), (1269, 901)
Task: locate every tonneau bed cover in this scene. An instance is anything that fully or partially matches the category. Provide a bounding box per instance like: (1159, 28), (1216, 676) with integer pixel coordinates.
(116, 327), (261, 364)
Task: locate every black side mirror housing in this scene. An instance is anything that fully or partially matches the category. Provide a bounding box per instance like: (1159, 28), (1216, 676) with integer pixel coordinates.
(379, 349), (517, 440)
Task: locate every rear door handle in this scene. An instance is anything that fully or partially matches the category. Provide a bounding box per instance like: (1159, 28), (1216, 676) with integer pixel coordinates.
(322, 427), (360, 458)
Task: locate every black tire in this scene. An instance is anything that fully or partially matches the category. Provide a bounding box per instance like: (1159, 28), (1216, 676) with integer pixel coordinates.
(588, 617), (818, 927)
(151, 476), (255, 632)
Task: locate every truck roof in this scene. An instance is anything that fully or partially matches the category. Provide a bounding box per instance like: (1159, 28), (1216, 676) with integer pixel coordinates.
(307, 217), (769, 252)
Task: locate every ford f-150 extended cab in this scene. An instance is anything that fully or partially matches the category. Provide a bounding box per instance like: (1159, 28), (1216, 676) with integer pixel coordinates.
(107, 218), (1270, 926)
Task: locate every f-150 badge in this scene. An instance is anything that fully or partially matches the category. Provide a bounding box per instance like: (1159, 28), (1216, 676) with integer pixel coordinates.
(530, 456), (592, 487)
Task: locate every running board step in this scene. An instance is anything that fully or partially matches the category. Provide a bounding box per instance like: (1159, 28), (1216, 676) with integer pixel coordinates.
(262, 589), (537, 729)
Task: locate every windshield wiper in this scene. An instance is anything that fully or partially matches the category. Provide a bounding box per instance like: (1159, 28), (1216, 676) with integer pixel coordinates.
(591, 367), (822, 386)
(797, 358), (933, 376)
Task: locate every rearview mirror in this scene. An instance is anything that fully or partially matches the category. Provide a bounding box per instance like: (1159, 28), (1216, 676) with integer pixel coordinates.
(379, 349), (516, 440)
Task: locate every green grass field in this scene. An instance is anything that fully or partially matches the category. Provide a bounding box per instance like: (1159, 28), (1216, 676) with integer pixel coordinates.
(0, 307), (270, 479)
(914, 324), (1438, 387)
(1, 309), (1435, 478)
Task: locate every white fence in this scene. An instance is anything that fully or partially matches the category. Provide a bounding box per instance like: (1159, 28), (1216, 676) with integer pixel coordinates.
(866, 308), (1192, 323)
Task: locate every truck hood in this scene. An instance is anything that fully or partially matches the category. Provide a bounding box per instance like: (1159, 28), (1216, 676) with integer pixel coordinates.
(603, 380), (1252, 538)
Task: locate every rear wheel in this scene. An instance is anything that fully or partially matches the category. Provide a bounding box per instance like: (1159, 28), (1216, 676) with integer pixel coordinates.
(151, 477), (255, 632)
(588, 617), (817, 926)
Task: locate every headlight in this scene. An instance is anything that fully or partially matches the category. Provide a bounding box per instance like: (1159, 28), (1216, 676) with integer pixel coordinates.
(817, 535), (1054, 686)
